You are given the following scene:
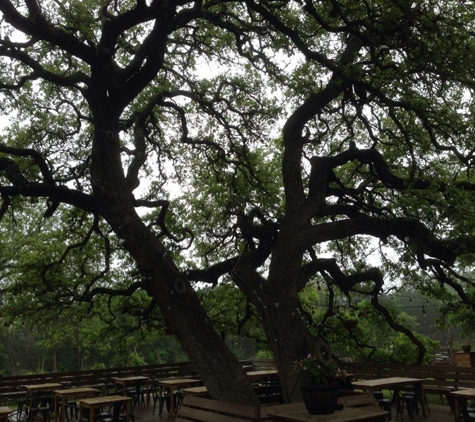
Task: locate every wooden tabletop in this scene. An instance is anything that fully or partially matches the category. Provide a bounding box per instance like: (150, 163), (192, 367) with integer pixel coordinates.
(78, 395), (132, 406)
(450, 388), (475, 422)
(247, 369), (278, 379)
(267, 407), (388, 422)
(54, 387), (99, 397)
(181, 386), (208, 395)
(451, 388), (475, 398)
(23, 383), (64, 391)
(111, 376), (150, 382)
(0, 407), (12, 415)
(155, 378), (201, 387)
(352, 377), (423, 391)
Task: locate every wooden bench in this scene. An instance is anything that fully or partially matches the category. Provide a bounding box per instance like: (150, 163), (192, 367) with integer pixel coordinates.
(254, 384), (283, 405)
(176, 389), (381, 422)
(343, 361), (475, 408)
(176, 395), (261, 422)
(249, 358), (276, 371)
(259, 392), (381, 421)
(338, 390), (379, 408)
(178, 384), (283, 405)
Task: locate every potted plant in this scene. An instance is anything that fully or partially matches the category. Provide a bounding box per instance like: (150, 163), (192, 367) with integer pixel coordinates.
(295, 354), (340, 414)
(341, 318), (359, 330)
(340, 311), (359, 330)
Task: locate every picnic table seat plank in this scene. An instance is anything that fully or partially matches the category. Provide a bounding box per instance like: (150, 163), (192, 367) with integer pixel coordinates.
(176, 395), (260, 422)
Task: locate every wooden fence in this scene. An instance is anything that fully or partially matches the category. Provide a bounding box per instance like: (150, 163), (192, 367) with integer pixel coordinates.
(0, 361), (200, 401)
(343, 360), (475, 407)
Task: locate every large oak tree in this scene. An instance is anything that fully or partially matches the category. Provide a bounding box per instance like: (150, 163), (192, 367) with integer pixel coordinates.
(1, 0), (475, 404)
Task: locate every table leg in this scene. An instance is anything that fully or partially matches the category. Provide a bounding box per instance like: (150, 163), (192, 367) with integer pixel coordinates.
(27, 393), (33, 422)
(145, 381), (150, 406)
(54, 396), (59, 422)
(419, 383), (428, 417)
(61, 397), (66, 422)
(393, 386), (404, 422)
(168, 388), (176, 416)
(454, 397), (460, 422)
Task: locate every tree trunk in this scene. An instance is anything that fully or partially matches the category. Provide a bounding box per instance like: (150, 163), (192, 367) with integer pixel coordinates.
(52, 351), (57, 373)
(236, 213), (327, 403)
(90, 122), (259, 405)
(255, 285), (326, 403)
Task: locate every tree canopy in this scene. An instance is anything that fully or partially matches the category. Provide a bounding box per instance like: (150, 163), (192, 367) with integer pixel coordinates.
(1, 0), (475, 404)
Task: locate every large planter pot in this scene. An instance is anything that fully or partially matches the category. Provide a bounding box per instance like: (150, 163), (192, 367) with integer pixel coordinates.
(300, 381), (340, 415)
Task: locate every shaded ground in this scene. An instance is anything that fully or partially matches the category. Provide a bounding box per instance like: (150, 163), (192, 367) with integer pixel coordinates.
(134, 397), (455, 422)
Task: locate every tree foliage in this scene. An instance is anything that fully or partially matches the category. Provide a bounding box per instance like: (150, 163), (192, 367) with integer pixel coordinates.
(1, 0), (475, 404)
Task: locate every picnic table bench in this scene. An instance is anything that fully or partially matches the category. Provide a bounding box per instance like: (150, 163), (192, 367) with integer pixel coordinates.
(175, 390), (381, 422)
(248, 358), (277, 372)
(176, 395), (261, 422)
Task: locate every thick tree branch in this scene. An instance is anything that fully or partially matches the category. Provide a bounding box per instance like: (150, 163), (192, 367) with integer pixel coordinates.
(0, 154), (97, 215)
(0, 0), (94, 63)
(301, 216), (472, 265)
(371, 296), (426, 364)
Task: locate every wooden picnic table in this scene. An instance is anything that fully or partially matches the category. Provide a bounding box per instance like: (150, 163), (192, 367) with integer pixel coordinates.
(110, 376), (150, 405)
(22, 383), (64, 417)
(22, 383), (64, 393)
(53, 387), (99, 422)
(352, 376), (428, 419)
(180, 386), (209, 396)
(179, 369), (279, 399)
(0, 406), (12, 422)
(450, 387), (475, 422)
(247, 369), (279, 383)
(155, 378), (202, 416)
(78, 395), (131, 422)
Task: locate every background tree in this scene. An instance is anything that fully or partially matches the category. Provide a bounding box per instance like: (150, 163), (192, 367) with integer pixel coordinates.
(1, 0), (475, 405)
(182, 0), (475, 400)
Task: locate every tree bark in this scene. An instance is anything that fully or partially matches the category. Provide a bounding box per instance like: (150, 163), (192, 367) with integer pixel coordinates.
(89, 111), (258, 403)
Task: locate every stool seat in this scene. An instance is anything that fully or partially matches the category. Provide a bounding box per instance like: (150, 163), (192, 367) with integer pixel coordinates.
(378, 398), (393, 421)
